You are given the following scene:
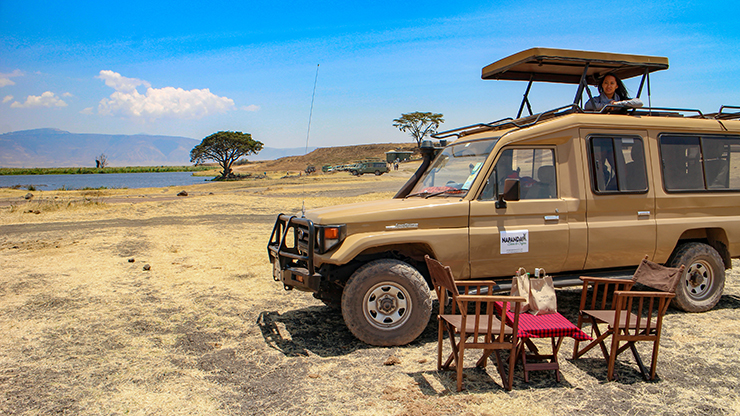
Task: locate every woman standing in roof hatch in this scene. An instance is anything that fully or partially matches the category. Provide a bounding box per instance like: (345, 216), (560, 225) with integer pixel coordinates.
(585, 73), (643, 111)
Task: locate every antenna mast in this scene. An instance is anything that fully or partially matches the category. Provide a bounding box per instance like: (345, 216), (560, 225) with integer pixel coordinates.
(302, 64), (320, 217)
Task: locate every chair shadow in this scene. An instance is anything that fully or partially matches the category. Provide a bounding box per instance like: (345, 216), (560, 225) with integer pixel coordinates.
(567, 356), (665, 384)
(407, 352), (574, 395)
(256, 301), (441, 358)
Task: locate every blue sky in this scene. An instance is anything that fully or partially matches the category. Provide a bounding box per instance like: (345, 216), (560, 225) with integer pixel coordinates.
(1, 1), (739, 149)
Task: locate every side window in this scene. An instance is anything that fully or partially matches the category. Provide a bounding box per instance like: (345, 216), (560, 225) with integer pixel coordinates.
(660, 134), (740, 191)
(480, 148), (556, 200)
(589, 136), (647, 193)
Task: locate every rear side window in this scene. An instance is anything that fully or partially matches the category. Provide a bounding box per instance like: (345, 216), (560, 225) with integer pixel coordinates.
(588, 136), (647, 193)
(660, 135), (740, 191)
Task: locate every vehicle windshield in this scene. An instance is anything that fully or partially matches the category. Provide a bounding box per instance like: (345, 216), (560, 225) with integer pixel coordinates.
(408, 138), (498, 198)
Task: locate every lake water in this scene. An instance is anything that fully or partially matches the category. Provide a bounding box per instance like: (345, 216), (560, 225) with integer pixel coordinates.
(0, 171), (213, 190)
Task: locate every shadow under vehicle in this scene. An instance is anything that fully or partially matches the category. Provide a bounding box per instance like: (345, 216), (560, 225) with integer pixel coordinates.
(268, 48), (740, 346)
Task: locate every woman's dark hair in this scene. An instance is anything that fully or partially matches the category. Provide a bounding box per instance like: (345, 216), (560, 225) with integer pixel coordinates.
(597, 73), (631, 100)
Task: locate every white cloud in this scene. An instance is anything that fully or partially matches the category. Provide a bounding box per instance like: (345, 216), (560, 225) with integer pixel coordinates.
(96, 70), (234, 120)
(62, 92), (73, 97)
(241, 104), (261, 112)
(97, 70), (151, 94)
(3, 95), (12, 103)
(0, 70), (23, 87)
(80, 107), (94, 115)
(10, 91), (68, 108)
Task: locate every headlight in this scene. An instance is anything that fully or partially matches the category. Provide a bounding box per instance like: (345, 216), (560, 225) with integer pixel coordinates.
(318, 224), (346, 253)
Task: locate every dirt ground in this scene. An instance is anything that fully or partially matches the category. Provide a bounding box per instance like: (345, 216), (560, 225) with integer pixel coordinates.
(1, 169), (739, 415)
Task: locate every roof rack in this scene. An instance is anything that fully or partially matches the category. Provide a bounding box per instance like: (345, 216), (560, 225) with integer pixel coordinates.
(433, 104), (581, 139)
(713, 106), (740, 120)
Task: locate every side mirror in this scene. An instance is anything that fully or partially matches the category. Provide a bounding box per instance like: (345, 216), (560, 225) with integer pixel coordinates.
(496, 178), (520, 209)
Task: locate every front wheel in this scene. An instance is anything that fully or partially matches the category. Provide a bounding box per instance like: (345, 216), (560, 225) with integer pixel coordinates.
(341, 259), (432, 346)
(667, 242), (725, 312)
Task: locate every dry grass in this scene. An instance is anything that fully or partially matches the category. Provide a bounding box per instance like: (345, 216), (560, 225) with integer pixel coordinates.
(1, 172), (739, 415)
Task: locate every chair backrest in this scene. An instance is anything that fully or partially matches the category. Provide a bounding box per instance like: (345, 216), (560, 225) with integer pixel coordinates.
(613, 291), (675, 336)
(425, 255), (461, 312)
(632, 255), (685, 293)
(580, 277), (635, 312)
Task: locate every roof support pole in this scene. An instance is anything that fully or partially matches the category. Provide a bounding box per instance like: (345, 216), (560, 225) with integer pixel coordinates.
(636, 68), (649, 98)
(573, 63), (590, 107)
(517, 74), (535, 119)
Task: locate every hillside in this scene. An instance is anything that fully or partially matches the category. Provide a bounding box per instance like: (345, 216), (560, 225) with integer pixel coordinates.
(239, 143), (419, 172)
(0, 128), (199, 168)
(0, 128), (318, 168)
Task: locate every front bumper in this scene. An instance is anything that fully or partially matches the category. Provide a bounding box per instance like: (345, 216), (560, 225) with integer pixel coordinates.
(267, 214), (322, 292)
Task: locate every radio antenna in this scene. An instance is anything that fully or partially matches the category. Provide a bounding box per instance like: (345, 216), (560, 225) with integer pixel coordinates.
(302, 64), (320, 217)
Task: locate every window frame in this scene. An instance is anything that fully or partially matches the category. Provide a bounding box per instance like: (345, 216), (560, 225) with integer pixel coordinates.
(478, 146), (558, 201)
(587, 134), (649, 195)
(658, 133), (740, 193)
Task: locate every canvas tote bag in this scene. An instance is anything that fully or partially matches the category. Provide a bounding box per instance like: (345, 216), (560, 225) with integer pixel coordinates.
(510, 267), (531, 312)
(528, 268), (557, 315)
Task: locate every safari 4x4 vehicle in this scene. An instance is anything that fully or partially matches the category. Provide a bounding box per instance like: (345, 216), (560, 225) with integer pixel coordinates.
(268, 48), (740, 346)
(349, 161), (390, 176)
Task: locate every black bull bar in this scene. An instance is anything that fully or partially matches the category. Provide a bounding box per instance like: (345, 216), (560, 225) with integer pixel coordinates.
(267, 214), (322, 292)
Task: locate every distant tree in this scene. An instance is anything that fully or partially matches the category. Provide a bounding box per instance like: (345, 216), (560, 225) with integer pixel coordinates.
(95, 153), (108, 168)
(190, 131), (263, 179)
(392, 112), (444, 147)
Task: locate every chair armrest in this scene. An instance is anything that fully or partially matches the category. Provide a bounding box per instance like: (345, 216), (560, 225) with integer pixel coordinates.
(613, 291), (676, 299)
(579, 276), (634, 284)
(455, 280), (502, 294)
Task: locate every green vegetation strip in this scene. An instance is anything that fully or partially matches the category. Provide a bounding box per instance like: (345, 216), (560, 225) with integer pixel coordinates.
(0, 166), (214, 175)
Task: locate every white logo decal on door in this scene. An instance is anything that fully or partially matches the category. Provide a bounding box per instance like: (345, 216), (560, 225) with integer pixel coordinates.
(501, 230), (529, 254)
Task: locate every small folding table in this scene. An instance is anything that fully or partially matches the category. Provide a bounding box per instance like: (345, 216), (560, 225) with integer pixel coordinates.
(495, 302), (591, 382)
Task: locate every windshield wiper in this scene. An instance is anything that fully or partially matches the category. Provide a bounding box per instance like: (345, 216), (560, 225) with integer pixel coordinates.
(405, 189), (464, 199)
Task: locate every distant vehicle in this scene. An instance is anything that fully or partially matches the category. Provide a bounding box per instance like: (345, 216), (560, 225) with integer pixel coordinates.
(269, 47), (740, 346)
(322, 165), (333, 173)
(305, 165), (316, 175)
(348, 161), (390, 176)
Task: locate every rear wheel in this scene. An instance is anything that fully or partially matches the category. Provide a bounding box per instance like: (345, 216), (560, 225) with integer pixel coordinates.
(341, 259), (432, 346)
(375, 170), (382, 176)
(667, 242), (725, 312)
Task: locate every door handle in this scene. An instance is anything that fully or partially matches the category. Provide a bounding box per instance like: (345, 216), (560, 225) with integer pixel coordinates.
(544, 215), (560, 221)
(637, 211), (651, 217)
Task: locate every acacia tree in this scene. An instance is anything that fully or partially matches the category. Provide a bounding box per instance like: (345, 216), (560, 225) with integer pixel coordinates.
(95, 153), (108, 168)
(190, 131), (263, 179)
(392, 111), (444, 147)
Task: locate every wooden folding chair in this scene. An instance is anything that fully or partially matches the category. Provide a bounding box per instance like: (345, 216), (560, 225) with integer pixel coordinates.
(424, 255), (526, 391)
(572, 256), (684, 381)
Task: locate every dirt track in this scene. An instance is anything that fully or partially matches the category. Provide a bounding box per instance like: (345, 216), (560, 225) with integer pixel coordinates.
(1, 174), (739, 415)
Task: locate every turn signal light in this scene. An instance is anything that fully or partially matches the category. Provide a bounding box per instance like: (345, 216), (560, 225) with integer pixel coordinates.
(324, 227), (340, 240)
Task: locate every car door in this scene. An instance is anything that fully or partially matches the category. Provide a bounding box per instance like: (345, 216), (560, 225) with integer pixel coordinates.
(469, 146), (571, 278)
(581, 130), (657, 268)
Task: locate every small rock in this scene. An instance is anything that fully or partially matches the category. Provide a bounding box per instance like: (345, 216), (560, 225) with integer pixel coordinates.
(308, 374), (320, 379)
(177, 190), (188, 197)
(417, 358), (428, 364)
(128, 258), (135, 263)
(24, 193), (33, 200)
(143, 264), (151, 271)
(384, 356), (401, 366)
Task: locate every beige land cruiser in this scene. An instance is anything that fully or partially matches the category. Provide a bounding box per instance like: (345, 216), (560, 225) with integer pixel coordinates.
(268, 48), (740, 346)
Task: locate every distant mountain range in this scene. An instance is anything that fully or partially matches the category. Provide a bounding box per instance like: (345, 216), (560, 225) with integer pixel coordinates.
(0, 128), (314, 168)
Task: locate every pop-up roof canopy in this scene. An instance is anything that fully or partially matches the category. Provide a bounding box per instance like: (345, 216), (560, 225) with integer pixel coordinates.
(482, 47), (669, 85)
(480, 48), (669, 118)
